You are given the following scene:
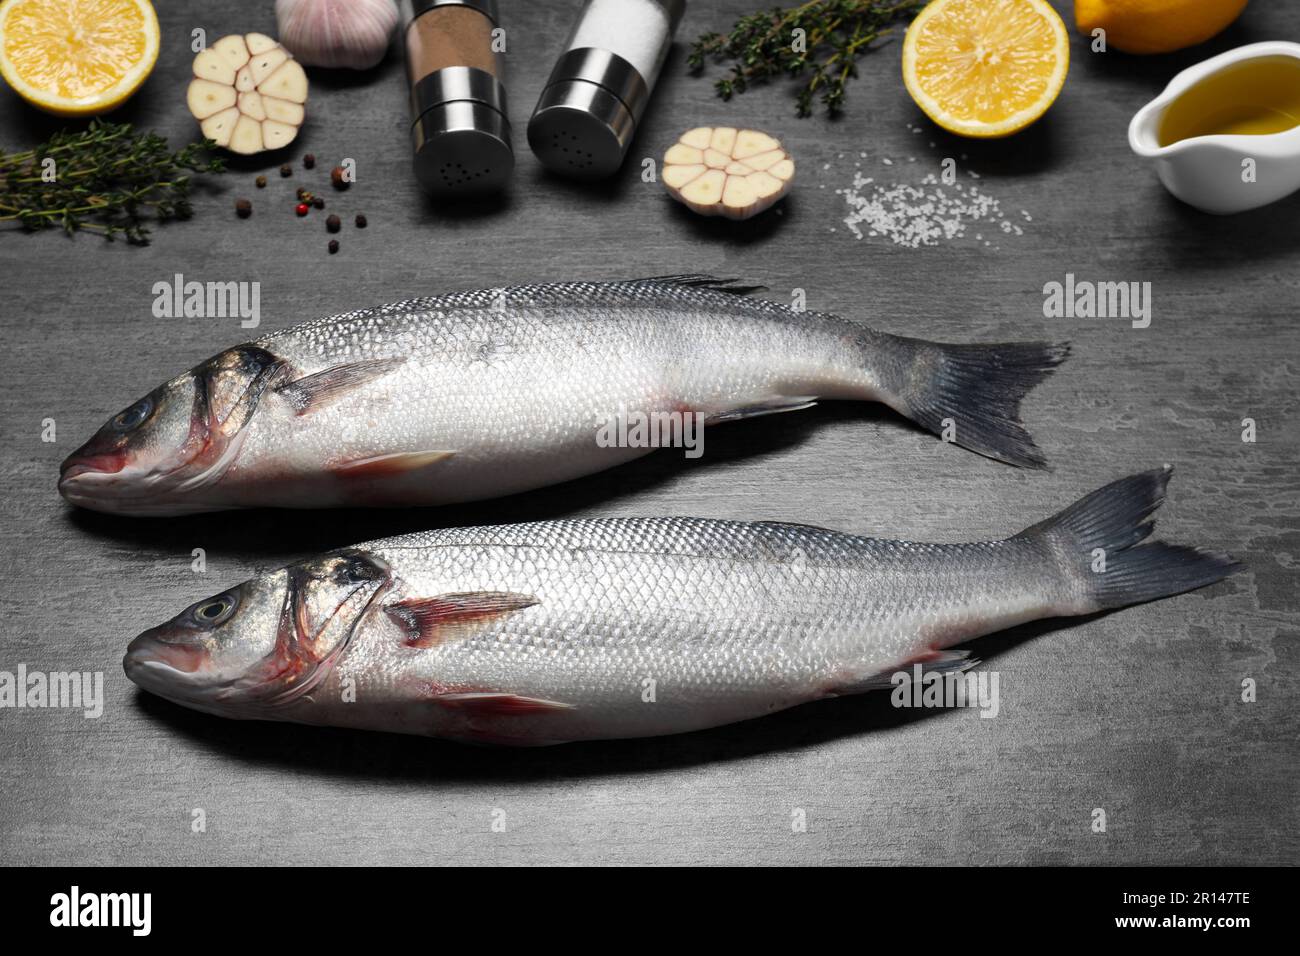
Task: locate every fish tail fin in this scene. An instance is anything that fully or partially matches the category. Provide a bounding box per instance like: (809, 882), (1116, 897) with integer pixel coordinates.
(876, 334), (1069, 468)
(1017, 465), (1242, 613)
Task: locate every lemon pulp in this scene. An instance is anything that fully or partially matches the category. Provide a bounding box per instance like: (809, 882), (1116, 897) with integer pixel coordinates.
(903, 0), (1069, 138)
(0, 0), (159, 115)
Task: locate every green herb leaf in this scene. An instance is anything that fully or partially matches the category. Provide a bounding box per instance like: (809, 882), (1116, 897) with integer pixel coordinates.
(0, 119), (224, 245)
(689, 0), (924, 117)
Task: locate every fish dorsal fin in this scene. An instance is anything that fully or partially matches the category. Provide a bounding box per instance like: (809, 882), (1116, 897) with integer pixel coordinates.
(637, 274), (768, 296)
(276, 357), (405, 415)
(384, 591), (539, 648)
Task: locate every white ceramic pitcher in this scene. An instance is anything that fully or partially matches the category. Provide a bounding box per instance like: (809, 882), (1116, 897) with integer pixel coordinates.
(1129, 41), (1300, 214)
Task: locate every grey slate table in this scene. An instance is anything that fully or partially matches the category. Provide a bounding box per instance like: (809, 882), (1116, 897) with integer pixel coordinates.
(1, 0), (1296, 866)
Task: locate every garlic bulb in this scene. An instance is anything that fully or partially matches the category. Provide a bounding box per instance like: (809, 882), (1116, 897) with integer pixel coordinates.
(276, 0), (399, 70)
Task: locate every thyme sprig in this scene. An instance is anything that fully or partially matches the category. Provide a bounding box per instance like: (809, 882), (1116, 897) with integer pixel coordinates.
(688, 0), (924, 117)
(0, 119), (225, 244)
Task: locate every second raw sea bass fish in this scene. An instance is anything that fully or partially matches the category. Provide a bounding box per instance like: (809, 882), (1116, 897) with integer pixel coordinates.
(123, 467), (1238, 745)
(60, 275), (1068, 516)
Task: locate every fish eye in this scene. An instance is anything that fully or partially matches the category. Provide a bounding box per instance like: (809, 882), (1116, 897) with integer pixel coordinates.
(335, 553), (383, 585)
(191, 592), (237, 627)
(112, 396), (153, 431)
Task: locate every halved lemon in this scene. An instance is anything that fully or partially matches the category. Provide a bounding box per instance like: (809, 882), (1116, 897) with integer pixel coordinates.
(0, 0), (159, 116)
(902, 0), (1069, 138)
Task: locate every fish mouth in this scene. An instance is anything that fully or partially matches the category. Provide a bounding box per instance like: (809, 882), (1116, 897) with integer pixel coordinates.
(124, 631), (210, 679)
(59, 451), (128, 483)
(123, 646), (235, 718)
(122, 633), (230, 717)
(57, 440), (230, 515)
(58, 465), (179, 514)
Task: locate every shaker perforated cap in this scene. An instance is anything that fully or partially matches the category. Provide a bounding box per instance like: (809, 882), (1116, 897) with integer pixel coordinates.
(406, 0), (512, 197)
(528, 48), (649, 179)
(410, 67), (513, 197)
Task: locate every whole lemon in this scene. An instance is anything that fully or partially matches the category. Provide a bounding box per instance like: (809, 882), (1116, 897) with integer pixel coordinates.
(1074, 0), (1249, 55)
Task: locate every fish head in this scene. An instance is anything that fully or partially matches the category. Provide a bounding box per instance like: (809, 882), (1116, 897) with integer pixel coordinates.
(59, 346), (285, 515)
(124, 550), (392, 716)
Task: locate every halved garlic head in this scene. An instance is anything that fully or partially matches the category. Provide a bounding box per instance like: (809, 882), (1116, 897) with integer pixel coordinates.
(187, 34), (308, 155)
(662, 127), (795, 220)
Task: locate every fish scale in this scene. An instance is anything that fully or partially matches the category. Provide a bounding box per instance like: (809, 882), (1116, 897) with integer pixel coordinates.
(297, 517), (1066, 742)
(61, 276), (1070, 515)
(122, 467), (1240, 743)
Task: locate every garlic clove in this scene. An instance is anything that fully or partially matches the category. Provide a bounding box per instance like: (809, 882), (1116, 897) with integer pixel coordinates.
(262, 119), (299, 151)
(262, 96), (305, 126)
(238, 90), (267, 121)
(193, 48), (236, 86)
(710, 127), (738, 153)
(245, 33), (280, 56)
(663, 126), (795, 220)
(185, 35), (308, 155)
(732, 130), (782, 161)
(257, 60), (308, 104)
(211, 34), (250, 73)
(679, 169), (727, 208)
(663, 144), (703, 166)
(275, 0), (400, 71)
(679, 127), (713, 150)
(187, 79), (237, 120)
(227, 114), (265, 155)
(200, 107), (241, 147)
(662, 163), (706, 190)
(247, 47), (290, 87)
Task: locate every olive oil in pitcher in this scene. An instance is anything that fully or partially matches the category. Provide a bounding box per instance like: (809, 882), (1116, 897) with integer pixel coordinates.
(1158, 55), (1300, 145)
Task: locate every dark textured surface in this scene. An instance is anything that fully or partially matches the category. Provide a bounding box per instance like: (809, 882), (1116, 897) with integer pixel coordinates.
(0, 1), (1295, 866)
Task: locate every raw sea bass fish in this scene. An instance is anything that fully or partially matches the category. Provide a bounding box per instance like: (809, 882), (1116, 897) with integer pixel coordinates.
(60, 276), (1068, 516)
(124, 468), (1238, 745)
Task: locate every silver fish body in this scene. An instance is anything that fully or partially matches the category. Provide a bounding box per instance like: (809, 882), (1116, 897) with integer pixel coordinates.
(123, 468), (1239, 745)
(61, 276), (1067, 515)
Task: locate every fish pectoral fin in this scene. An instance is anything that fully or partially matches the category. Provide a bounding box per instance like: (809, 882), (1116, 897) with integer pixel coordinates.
(845, 650), (981, 694)
(275, 357), (405, 414)
(384, 591), (539, 648)
(705, 395), (818, 425)
(431, 692), (575, 716)
(332, 449), (456, 480)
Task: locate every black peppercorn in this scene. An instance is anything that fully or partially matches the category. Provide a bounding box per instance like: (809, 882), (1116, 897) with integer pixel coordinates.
(328, 239), (340, 254)
(279, 164), (292, 177)
(312, 197), (325, 209)
(235, 198), (252, 218)
(303, 154), (316, 169)
(330, 166), (349, 190)
(326, 214), (341, 233)
(354, 214), (367, 228)
(255, 175), (267, 188)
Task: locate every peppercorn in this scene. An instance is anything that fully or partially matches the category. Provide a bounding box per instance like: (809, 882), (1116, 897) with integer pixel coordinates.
(295, 202), (310, 217)
(303, 154), (316, 169)
(296, 187), (308, 201)
(354, 214), (367, 228)
(235, 198), (252, 219)
(255, 175), (267, 188)
(328, 239), (339, 254)
(326, 214), (341, 233)
(312, 197), (325, 209)
(279, 164), (292, 177)
(330, 166), (350, 190)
